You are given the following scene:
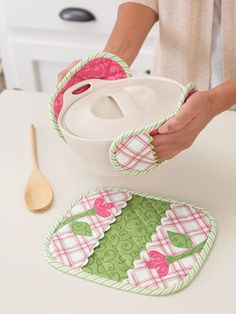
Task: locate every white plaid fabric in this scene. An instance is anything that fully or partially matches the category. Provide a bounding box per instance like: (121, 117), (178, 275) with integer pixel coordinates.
(126, 204), (211, 289)
(115, 134), (157, 171)
(49, 190), (131, 269)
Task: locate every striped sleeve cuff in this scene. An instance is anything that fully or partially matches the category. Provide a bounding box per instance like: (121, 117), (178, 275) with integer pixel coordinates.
(119, 0), (158, 14)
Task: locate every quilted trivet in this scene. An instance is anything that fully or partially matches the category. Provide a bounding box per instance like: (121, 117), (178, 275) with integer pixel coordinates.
(44, 187), (216, 296)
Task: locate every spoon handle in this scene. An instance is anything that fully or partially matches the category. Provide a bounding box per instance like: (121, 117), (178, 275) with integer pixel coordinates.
(30, 124), (39, 169)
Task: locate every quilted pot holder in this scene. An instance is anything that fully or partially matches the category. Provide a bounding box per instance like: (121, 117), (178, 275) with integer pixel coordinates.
(49, 51), (132, 141)
(109, 82), (197, 175)
(44, 187), (217, 296)
(49, 52), (198, 176)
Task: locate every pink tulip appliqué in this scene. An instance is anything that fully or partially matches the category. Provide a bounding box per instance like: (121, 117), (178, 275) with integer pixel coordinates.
(55, 197), (115, 236)
(145, 251), (169, 277)
(145, 232), (208, 278)
(94, 198), (115, 218)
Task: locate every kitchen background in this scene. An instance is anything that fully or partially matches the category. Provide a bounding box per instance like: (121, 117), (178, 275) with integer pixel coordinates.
(0, 0), (156, 94)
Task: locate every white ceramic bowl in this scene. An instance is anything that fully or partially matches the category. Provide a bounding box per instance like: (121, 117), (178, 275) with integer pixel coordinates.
(58, 76), (184, 176)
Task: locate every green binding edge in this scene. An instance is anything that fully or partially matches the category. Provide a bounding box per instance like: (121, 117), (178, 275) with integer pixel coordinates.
(43, 186), (217, 296)
(48, 51), (132, 141)
(109, 82), (198, 176)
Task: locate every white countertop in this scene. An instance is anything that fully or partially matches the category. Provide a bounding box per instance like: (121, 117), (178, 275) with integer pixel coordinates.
(0, 89), (236, 314)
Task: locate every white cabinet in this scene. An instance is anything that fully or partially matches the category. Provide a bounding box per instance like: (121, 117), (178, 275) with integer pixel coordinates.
(1, 0), (120, 34)
(0, 0), (156, 93)
(2, 35), (108, 93)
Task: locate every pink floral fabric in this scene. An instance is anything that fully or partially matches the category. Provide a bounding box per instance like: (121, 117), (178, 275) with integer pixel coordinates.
(54, 57), (128, 119)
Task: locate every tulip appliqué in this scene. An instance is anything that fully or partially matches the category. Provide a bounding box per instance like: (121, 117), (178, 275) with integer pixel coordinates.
(55, 198), (114, 236)
(145, 231), (206, 277)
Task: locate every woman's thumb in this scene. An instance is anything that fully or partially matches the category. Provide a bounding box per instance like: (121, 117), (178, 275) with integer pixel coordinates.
(158, 101), (194, 134)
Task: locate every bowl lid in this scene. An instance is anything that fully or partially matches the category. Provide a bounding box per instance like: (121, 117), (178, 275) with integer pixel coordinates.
(49, 52), (132, 141)
(58, 77), (184, 141)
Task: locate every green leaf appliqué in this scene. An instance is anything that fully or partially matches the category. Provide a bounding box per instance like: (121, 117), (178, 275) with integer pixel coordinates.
(167, 231), (193, 248)
(72, 221), (93, 236)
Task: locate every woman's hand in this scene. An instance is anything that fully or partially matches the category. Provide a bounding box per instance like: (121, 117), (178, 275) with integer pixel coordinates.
(152, 90), (216, 163)
(56, 3), (158, 84)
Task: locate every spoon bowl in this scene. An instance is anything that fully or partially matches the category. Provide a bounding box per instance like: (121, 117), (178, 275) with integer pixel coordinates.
(25, 168), (53, 212)
(24, 124), (53, 212)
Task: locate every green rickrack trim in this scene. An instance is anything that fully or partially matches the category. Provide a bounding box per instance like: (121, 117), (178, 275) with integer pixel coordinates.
(82, 195), (170, 281)
(149, 135), (159, 164)
(109, 82), (198, 176)
(43, 186), (217, 296)
(48, 51), (132, 141)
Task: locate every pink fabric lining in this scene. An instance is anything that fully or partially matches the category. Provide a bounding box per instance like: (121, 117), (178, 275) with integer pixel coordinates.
(54, 58), (128, 119)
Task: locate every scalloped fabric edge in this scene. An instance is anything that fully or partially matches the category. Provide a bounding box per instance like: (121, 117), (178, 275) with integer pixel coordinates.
(125, 203), (212, 289)
(43, 187), (217, 296)
(48, 190), (132, 270)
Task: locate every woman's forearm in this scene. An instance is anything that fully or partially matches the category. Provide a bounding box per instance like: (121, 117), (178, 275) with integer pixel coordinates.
(209, 77), (236, 115)
(103, 3), (158, 66)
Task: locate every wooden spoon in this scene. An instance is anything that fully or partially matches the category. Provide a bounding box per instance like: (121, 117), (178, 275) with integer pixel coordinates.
(24, 124), (53, 212)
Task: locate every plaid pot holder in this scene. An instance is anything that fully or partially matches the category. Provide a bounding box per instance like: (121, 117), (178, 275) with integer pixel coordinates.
(109, 83), (197, 175)
(49, 51), (197, 176)
(44, 187), (217, 296)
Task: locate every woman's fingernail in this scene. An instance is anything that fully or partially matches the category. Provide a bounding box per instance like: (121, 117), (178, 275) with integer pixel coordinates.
(158, 125), (168, 133)
(150, 129), (159, 136)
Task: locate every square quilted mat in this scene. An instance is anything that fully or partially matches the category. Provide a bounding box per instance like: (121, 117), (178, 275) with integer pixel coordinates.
(44, 187), (217, 296)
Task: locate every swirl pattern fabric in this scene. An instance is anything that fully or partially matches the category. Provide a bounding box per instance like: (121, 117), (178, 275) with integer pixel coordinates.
(126, 204), (211, 288)
(82, 195), (170, 281)
(45, 188), (217, 296)
(49, 190), (132, 269)
(54, 57), (128, 119)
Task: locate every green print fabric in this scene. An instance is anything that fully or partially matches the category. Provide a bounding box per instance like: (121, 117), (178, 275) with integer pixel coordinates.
(82, 195), (171, 282)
